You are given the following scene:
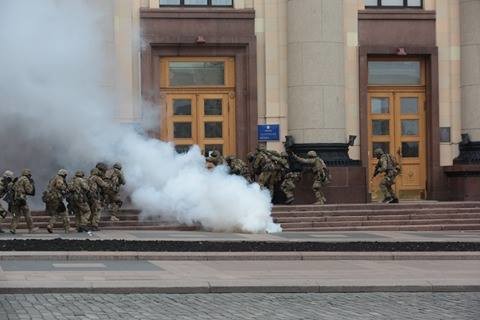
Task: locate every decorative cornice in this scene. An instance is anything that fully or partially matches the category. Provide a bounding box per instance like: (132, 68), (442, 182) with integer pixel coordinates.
(140, 8), (255, 19)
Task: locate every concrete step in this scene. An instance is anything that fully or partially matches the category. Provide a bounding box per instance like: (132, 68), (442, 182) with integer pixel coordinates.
(283, 224), (480, 232)
(273, 202), (480, 212)
(271, 207), (480, 218)
(280, 218), (480, 229)
(274, 213), (480, 223)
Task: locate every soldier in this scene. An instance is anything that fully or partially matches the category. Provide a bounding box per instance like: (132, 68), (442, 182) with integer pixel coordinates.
(87, 167), (109, 231)
(253, 145), (276, 196)
(104, 163), (125, 222)
(271, 151), (290, 185)
(207, 150), (225, 167)
(281, 172), (301, 205)
(372, 148), (400, 203)
(43, 169), (70, 233)
(0, 170), (15, 233)
(225, 156), (251, 182)
(291, 151), (330, 205)
(68, 170), (91, 232)
(9, 169), (35, 234)
(246, 152), (256, 182)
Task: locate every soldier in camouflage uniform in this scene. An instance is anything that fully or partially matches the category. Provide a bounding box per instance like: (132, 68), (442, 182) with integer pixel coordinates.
(68, 170), (91, 232)
(43, 169), (70, 233)
(0, 170), (15, 233)
(9, 169), (35, 234)
(281, 172), (301, 205)
(291, 151), (330, 204)
(104, 163), (125, 222)
(225, 156), (252, 182)
(271, 151), (290, 185)
(372, 148), (400, 203)
(87, 167), (109, 231)
(207, 150), (225, 167)
(246, 152), (256, 182)
(253, 144), (276, 196)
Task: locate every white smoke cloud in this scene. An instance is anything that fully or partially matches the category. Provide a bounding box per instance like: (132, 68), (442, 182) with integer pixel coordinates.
(0, 0), (281, 233)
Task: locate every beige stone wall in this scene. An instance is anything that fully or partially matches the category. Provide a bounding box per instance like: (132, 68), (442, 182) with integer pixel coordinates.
(287, 0), (346, 145)
(460, 0), (480, 141)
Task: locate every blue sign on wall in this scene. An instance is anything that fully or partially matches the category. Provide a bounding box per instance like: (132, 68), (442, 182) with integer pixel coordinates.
(258, 124), (280, 141)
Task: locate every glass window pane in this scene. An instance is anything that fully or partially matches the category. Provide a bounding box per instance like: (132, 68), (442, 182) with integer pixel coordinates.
(372, 120), (389, 135)
(204, 99), (222, 115)
(371, 97), (389, 114)
(364, 0), (379, 6)
(173, 99), (191, 115)
(400, 97), (418, 114)
(402, 142), (419, 157)
(205, 144), (223, 156)
(407, 0), (422, 6)
(173, 122), (192, 139)
(381, 0), (404, 5)
(160, 0), (180, 4)
(169, 62), (225, 86)
(212, 0), (233, 5)
(205, 122), (223, 138)
(175, 145), (191, 153)
(184, 0), (208, 5)
(372, 142), (390, 157)
(401, 120), (419, 136)
(368, 61), (421, 85)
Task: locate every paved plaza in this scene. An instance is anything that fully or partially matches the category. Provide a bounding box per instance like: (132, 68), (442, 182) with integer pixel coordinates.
(1, 230), (480, 242)
(1, 292), (479, 320)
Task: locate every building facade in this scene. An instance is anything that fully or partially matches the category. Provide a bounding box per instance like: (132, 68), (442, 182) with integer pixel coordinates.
(107, 0), (480, 203)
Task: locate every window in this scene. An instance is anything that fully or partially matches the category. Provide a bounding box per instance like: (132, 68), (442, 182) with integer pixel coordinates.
(160, 0), (233, 6)
(169, 61), (225, 86)
(364, 0), (422, 8)
(368, 61), (421, 85)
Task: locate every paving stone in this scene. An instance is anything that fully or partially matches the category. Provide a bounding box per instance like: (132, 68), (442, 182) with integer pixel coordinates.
(1, 293), (479, 319)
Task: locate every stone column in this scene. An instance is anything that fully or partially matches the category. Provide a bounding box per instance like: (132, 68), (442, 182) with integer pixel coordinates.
(460, 0), (480, 140)
(287, 0), (345, 143)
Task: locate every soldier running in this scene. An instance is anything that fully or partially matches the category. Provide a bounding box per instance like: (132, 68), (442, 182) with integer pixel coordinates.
(43, 169), (70, 233)
(290, 151), (330, 204)
(9, 169), (36, 234)
(372, 148), (400, 203)
(0, 170), (15, 233)
(253, 144), (276, 197)
(68, 170), (91, 232)
(104, 163), (125, 222)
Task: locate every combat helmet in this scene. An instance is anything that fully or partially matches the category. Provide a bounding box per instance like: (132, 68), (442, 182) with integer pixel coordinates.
(95, 162), (108, 173)
(307, 151), (317, 158)
(2, 170), (14, 180)
(113, 162), (122, 170)
(75, 170), (85, 177)
(374, 148), (384, 158)
(57, 169), (68, 177)
(21, 169), (32, 177)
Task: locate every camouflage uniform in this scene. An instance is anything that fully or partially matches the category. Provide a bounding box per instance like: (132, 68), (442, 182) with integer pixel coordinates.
(281, 172), (301, 205)
(68, 170), (91, 232)
(271, 152), (290, 184)
(246, 152), (256, 182)
(104, 163), (125, 222)
(0, 171), (14, 233)
(373, 148), (400, 203)
(10, 169), (35, 234)
(225, 156), (252, 182)
(292, 151), (330, 204)
(87, 168), (108, 231)
(207, 150), (225, 167)
(44, 169), (70, 233)
(253, 145), (276, 196)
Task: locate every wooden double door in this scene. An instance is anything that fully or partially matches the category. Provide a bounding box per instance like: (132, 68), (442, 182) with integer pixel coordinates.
(368, 90), (426, 200)
(164, 92), (235, 156)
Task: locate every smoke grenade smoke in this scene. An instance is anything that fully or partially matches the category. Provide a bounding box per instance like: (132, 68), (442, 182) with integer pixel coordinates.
(0, 0), (281, 233)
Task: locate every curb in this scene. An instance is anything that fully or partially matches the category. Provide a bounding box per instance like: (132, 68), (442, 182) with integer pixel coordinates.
(2, 284), (480, 294)
(1, 251), (480, 261)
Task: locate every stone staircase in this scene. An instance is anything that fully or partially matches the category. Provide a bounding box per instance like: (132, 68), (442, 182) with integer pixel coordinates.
(2, 202), (480, 232)
(0, 209), (198, 232)
(272, 201), (480, 231)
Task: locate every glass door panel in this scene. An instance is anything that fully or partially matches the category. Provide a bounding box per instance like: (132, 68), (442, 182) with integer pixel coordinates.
(166, 94), (197, 153)
(197, 94), (229, 156)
